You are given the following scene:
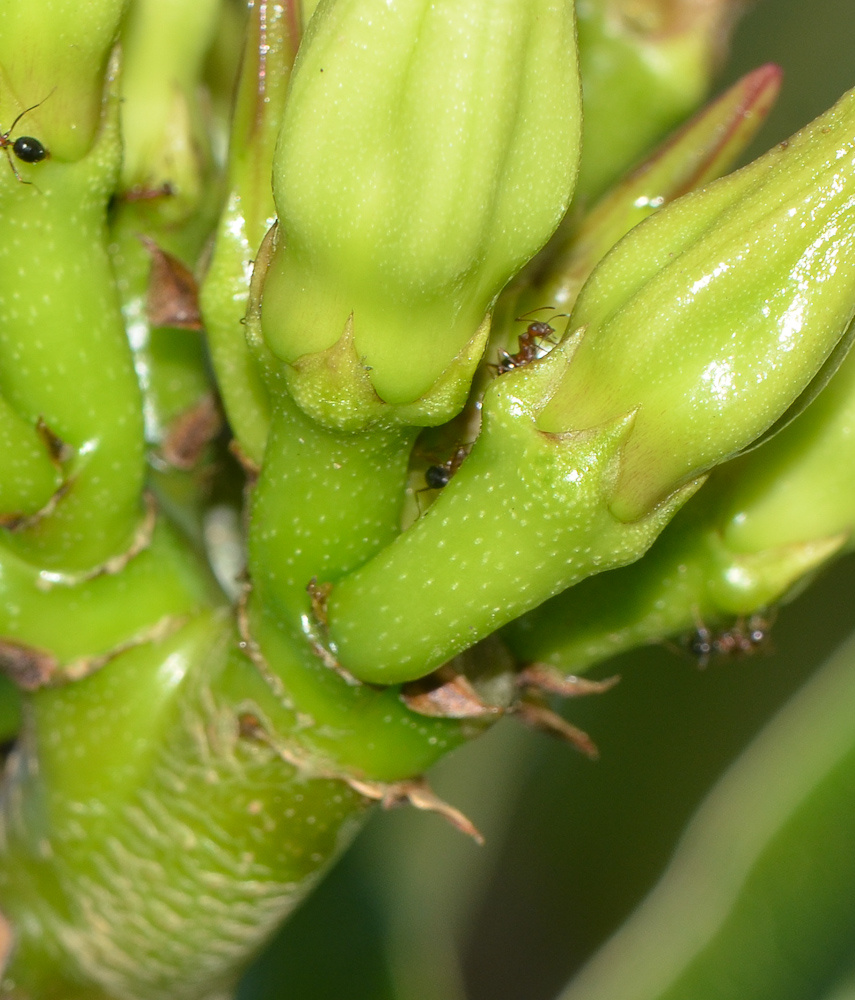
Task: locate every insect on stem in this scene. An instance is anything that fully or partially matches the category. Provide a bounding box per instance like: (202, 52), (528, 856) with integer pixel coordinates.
(0, 92), (54, 184)
(494, 306), (568, 375)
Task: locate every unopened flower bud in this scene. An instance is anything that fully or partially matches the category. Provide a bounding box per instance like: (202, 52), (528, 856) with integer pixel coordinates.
(539, 86), (855, 522)
(259, 0), (581, 427)
(118, 0), (222, 220)
(0, 0), (125, 163)
(515, 63), (781, 320)
(576, 0), (747, 201)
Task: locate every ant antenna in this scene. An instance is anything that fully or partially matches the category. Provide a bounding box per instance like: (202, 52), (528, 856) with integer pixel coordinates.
(514, 307), (569, 325)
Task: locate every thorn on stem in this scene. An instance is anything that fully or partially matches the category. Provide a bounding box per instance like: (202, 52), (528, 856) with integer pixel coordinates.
(516, 663), (620, 698)
(513, 701), (601, 760)
(348, 775), (485, 845)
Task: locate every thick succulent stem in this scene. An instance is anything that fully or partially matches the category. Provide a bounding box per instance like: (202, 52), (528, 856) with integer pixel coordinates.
(2, 1), (855, 997)
(325, 338), (702, 684)
(0, 64), (146, 574)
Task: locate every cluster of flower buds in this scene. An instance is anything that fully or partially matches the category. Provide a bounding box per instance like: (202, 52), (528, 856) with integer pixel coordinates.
(0, 1), (854, 997)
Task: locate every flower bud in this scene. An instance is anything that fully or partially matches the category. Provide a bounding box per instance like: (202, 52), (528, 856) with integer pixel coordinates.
(260, 0), (581, 426)
(118, 0), (222, 221)
(0, 0), (126, 162)
(515, 64), (781, 321)
(538, 86), (855, 522)
(575, 0), (747, 202)
(505, 303), (855, 675)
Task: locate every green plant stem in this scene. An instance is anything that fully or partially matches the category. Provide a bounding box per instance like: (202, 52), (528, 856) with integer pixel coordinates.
(249, 393), (417, 626)
(325, 343), (700, 684)
(244, 390), (481, 777)
(0, 611), (367, 1000)
(506, 336), (855, 671)
(0, 75), (146, 573)
(0, 519), (218, 662)
(0, 574), (479, 997)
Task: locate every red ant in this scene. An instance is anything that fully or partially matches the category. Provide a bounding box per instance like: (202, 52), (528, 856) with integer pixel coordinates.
(0, 95), (52, 184)
(495, 308), (568, 375)
(687, 612), (773, 669)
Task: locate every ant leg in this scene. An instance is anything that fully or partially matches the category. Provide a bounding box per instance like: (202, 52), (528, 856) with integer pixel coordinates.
(689, 607), (713, 668)
(2, 149), (28, 185)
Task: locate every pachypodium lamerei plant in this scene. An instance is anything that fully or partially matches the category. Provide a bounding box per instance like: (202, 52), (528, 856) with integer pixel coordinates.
(0, 0), (855, 998)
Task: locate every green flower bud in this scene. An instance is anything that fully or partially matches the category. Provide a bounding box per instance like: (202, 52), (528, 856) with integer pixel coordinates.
(118, 0), (222, 221)
(259, 0), (581, 424)
(515, 63), (782, 321)
(507, 304), (855, 678)
(0, 0), (127, 162)
(539, 86), (855, 522)
(575, 0), (747, 203)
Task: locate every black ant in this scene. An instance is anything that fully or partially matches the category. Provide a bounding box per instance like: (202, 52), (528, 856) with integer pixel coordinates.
(0, 97), (51, 184)
(413, 442), (471, 516)
(686, 612), (773, 669)
(495, 308), (567, 375)
(423, 443), (470, 491)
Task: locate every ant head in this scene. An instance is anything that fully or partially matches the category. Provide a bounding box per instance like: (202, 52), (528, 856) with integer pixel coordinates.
(526, 320), (556, 338)
(690, 634), (713, 658)
(514, 305), (570, 333)
(424, 464), (451, 490)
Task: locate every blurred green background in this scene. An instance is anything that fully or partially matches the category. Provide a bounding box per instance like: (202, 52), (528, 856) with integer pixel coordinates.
(237, 2), (855, 997)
